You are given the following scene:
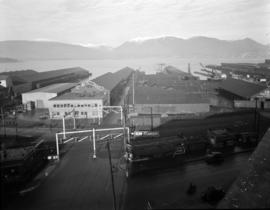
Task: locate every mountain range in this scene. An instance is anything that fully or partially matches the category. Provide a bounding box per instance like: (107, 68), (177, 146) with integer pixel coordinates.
(0, 36), (269, 60)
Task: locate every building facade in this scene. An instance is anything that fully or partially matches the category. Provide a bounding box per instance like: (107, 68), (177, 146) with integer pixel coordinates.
(22, 83), (77, 109)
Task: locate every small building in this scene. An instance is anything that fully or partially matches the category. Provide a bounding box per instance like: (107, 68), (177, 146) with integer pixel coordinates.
(22, 83), (77, 109)
(217, 78), (270, 109)
(48, 81), (109, 119)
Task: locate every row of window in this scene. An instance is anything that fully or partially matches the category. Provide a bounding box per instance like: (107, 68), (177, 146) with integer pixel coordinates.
(53, 103), (100, 108)
(53, 110), (99, 116)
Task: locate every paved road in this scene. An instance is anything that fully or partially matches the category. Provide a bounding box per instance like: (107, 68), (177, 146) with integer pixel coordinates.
(4, 139), (126, 210)
(124, 152), (252, 209)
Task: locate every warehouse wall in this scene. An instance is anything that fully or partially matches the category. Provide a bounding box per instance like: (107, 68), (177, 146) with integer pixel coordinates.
(135, 103), (210, 114)
(22, 92), (57, 108)
(48, 99), (104, 119)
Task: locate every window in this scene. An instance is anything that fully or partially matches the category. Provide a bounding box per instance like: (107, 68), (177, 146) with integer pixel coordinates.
(53, 104), (56, 108)
(71, 104), (73, 107)
(67, 104), (70, 107)
(56, 104), (60, 108)
(60, 104), (63, 108)
(78, 104), (80, 107)
(81, 112), (84, 115)
(57, 112), (60, 115)
(81, 104), (84, 107)
(64, 104), (67, 107)
(85, 112), (87, 115)
(88, 104), (91, 107)
(94, 104), (97, 107)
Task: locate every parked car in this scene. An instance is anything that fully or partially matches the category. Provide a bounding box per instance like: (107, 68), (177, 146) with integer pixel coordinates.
(205, 152), (224, 164)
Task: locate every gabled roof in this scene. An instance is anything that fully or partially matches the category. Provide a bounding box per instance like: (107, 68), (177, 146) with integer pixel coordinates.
(24, 83), (77, 94)
(219, 78), (267, 99)
(93, 67), (134, 91)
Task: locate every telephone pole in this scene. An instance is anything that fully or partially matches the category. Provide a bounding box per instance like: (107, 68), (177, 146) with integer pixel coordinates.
(107, 137), (117, 210)
(1, 107), (6, 137)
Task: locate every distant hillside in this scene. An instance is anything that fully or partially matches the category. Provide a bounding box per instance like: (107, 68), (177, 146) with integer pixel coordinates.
(0, 57), (19, 63)
(0, 40), (110, 60)
(114, 36), (269, 59)
(0, 37), (269, 60)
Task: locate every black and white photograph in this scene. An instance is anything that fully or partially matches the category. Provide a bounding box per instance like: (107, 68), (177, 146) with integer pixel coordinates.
(0, 0), (270, 209)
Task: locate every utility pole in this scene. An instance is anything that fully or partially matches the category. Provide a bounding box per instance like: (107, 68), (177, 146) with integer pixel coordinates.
(1, 107), (6, 137)
(254, 98), (258, 133)
(107, 137), (117, 210)
(150, 107), (153, 131)
(14, 110), (17, 140)
(132, 72), (135, 105)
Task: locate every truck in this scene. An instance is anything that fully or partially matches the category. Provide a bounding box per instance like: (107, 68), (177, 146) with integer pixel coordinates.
(125, 131), (187, 177)
(207, 128), (236, 149)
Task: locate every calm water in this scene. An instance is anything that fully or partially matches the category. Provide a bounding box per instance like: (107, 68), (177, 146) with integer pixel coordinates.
(0, 57), (264, 79)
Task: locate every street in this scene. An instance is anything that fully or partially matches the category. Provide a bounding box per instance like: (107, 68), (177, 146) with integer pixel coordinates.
(4, 139), (126, 210)
(124, 152), (252, 209)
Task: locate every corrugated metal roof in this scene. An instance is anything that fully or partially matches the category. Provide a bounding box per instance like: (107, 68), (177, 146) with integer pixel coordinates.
(24, 67), (89, 82)
(132, 86), (209, 104)
(219, 78), (267, 99)
(49, 92), (105, 100)
(93, 67), (134, 91)
(25, 83), (77, 94)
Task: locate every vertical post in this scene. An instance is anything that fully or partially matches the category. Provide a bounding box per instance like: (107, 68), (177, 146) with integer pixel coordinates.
(127, 127), (130, 144)
(62, 117), (66, 139)
(89, 135), (92, 156)
(98, 107), (101, 125)
(132, 72), (135, 105)
(254, 98), (258, 133)
(107, 138), (117, 210)
(56, 134), (60, 161)
(120, 106), (123, 125)
(73, 110), (76, 130)
(15, 110), (17, 140)
(93, 128), (96, 159)
(150, 107), (153, 131)
(1, 107), (6, 137)
(123, 112), (127, 157)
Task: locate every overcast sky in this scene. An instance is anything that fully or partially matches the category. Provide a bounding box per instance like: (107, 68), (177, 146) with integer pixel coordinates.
(0, 0), (269, 47)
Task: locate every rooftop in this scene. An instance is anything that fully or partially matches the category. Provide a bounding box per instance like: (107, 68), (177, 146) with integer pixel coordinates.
(25, 83), (77, 94)
(218, 78), (267, 99)
(131, 86), (209, 104)
(0, 67), (90, 83)
(93, 67), (134, 91)
(49, 91), (106, 101)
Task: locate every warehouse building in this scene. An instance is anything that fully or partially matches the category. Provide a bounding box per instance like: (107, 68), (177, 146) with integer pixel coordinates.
(48, 81), (109, 119)
(22, 83), (77, 109)
(93, 67), (134, 105)
(0, 67), (90, 95)
(217, 78), (270, 109)
(131, 86), (210, 115)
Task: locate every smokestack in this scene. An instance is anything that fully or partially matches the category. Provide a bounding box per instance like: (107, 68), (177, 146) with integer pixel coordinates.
(188, 63), (191, 75)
